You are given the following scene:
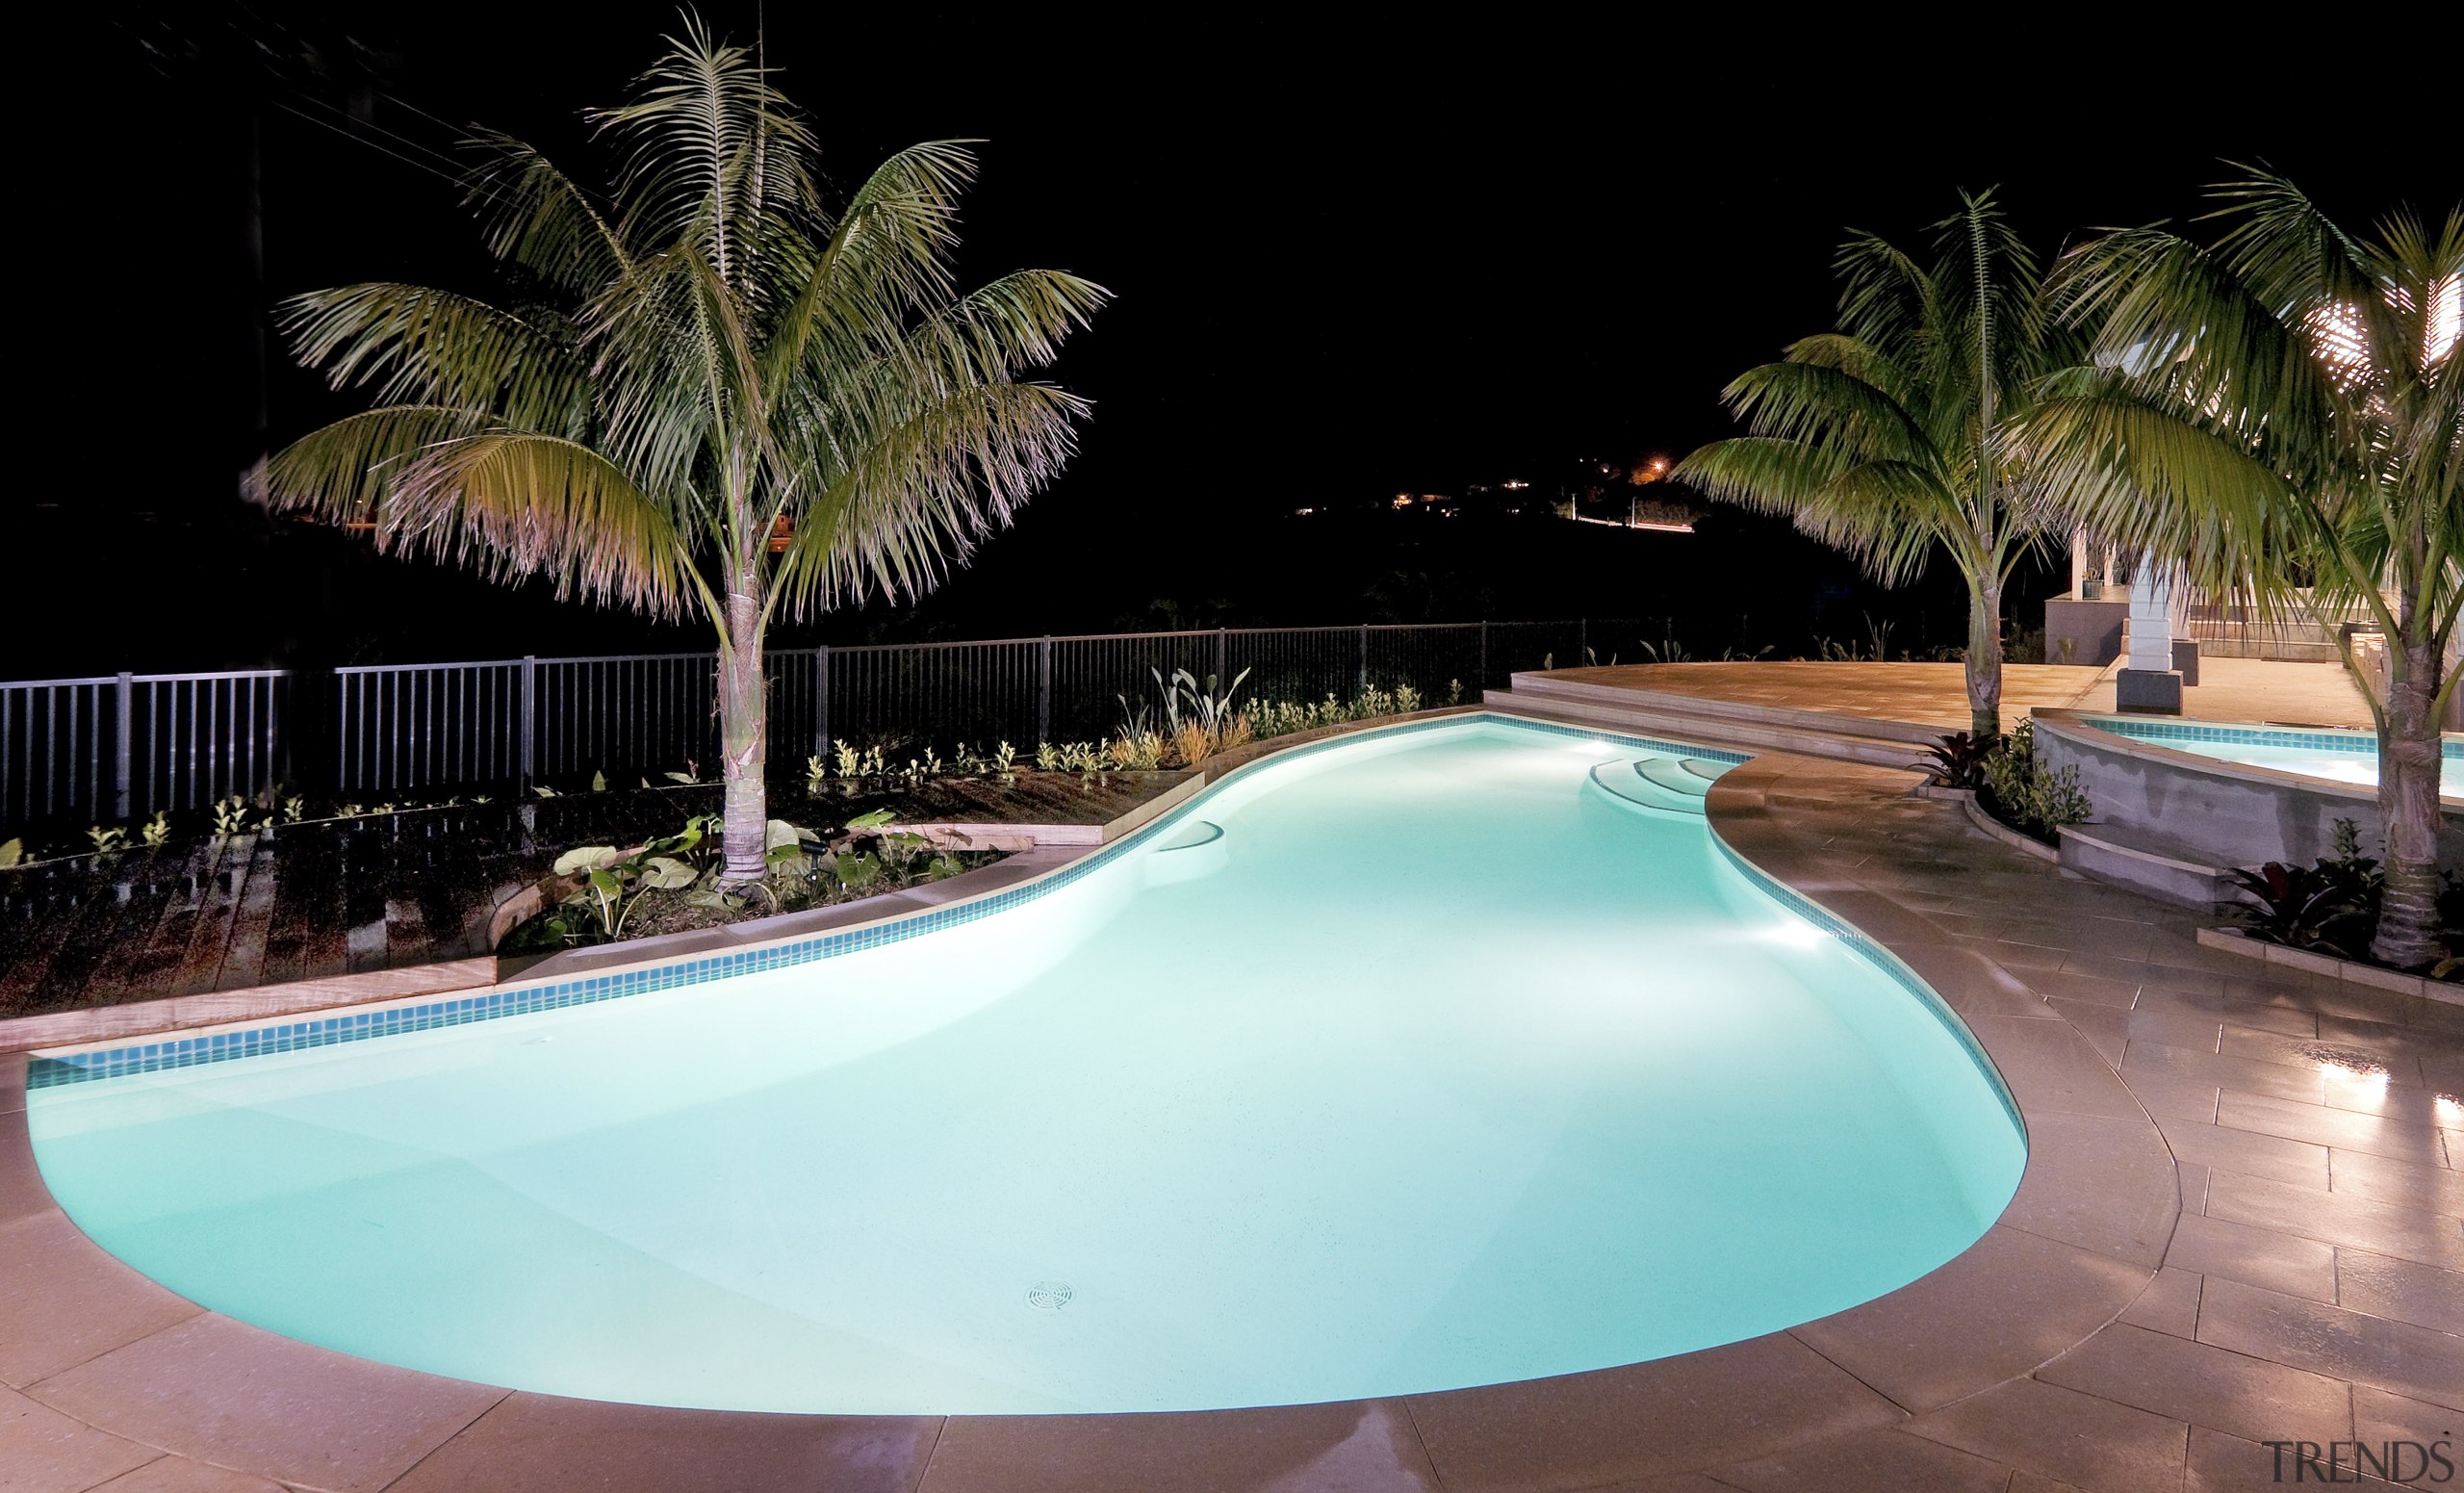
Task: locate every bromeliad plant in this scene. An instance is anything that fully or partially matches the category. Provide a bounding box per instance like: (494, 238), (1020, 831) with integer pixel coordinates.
(1917, 731), (1998, 791)
(2227, 861), (2364, 954)
(253, 19), (1106, 883)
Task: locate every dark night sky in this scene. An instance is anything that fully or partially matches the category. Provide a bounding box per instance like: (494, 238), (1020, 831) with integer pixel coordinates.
(13, 9), (2452, 676)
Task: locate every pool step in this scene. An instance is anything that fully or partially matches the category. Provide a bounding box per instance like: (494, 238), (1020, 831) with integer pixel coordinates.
(1635, 758), (1713, 800)
(1586, 760), (1707, 816)
(1484, 678), (1936, 769)
(1143, 819), (1227, 886)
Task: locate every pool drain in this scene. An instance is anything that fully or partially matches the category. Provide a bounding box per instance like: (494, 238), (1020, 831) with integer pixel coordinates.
(1026, 1280), (1074, 1310)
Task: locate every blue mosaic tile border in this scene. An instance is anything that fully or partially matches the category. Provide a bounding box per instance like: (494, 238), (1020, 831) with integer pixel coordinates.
(29, 713), (1750, 1091)
(1704, 827), (2027, 1138)
(2087, 715), (2463, 762)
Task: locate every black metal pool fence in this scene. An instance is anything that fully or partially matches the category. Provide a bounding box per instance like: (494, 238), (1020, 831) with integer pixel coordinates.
(0, 618), (1648, 830)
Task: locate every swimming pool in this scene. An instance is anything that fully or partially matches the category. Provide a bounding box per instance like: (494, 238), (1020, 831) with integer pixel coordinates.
(2085, 716), (2464, 797)
(26, 718), (2023, 1415)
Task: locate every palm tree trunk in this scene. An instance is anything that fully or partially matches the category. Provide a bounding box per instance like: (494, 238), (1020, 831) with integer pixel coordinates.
(718, 574), (769, 883)
(2370, 630), (2444, 968)
(1965, 576), (2004, 737)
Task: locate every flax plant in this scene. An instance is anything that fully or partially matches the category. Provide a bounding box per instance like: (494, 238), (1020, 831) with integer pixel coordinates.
(1676, 192), (2076, 735)
(253, 19), (1106, 877)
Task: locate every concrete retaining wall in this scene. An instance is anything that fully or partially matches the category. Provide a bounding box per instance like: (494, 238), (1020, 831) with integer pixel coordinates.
(2034, 711), (2463, 871)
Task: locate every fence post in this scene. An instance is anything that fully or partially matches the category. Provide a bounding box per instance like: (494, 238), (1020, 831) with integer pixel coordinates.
(1357, 625), (1369, 694)
(517, 655), (536, 792)
(1036, 636), (1052, 744)
(1578, 618), (1588, 664)
(813, 646), (831, 758)
(113, 672), (132, 820)
(1214, 628), (1228, 688)
(1478, 621), (1489, 694)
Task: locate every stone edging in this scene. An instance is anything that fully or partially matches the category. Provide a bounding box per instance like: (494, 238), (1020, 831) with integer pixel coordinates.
(0, 739), (2194, 1493)
(2194, 924), (2461, 1005)
(1962, 792), (2061, 862)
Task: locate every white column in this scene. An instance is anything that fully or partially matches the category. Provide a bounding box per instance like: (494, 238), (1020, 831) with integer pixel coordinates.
(2127, 569), (2176, 672)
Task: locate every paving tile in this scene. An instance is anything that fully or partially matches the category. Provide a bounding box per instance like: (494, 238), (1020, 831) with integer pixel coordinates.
(1574, 1476), (1742, 1493)
(2064, 950), (2223, 998)
(2047, 1001), (2131, 1066)
(2216, 1090), (2449, 1165)
(2335, 1248), (2464, 1336)
(2197, 1275), (2464, 1412)
(2206, 1171), (2464, 1271)
(2118, 1268), (2204, 1339)
(0, 1385), (161, 1493)
(2330, 1148), (2464, 1221)
(0, 1110), (59, 1228)
(2322, 1077), (2463, 1125)
(2123, 1068), (2223, 1125)
(1404, 1333), (1899, 1492)
(2028, 969), (2144, 1013)
(384, 1392), (941, 1493)
(1715, 1425), (2013, 1493)
(1789, 1225), (2148, 1414)
(2163, 1213), (2338, 1302)
(2183, 1426), (2407, 1493)
(86, 1455), (294, 1492)
(0, 1055), (23, 1117)
(2039, 1322), (2354, 1446)
(2317, 1004), (2464, 1053)
(1952, 934), (2068, 973)
(2350, 1385), (2463, 1479)
(2134, 986), (2318, 1041)
(2179, 1162), (2212, 1214)
(2126, 1043), (2328, 1105)
(0, 1212), (201, 1389)
(1998, 1110), (2177, 1266)
(2222, 1029), (2425, 1088)
(1907, 1376), (2189, 1493)
(1887, 942), (2057, 1021)
(2156, 1118), (2331, 1191)
(1964, 1017), (2145, 1121)
(26, 1314), (506, 1493)
(2003, 918), (2154, 962)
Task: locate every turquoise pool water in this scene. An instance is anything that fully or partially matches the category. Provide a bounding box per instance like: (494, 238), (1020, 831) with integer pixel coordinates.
(27, 719), (2023, 1415)
(2090, 717), (2464, 797)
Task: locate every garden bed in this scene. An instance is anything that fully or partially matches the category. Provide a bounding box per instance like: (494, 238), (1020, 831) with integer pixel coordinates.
(0, 773), (1193, 1018)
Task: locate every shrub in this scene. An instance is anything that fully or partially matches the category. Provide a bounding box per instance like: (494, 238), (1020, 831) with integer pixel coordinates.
(1980, 721), (2092, 843)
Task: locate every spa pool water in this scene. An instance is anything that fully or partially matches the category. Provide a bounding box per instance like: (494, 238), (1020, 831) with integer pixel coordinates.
(28, 720), (2023, 1415)
(2089, 716), (2463, 797)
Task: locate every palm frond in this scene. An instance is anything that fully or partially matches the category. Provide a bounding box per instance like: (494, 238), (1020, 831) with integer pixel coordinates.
(462, 131), (633, 292)
(770, 381), (1089, 616)
(379, 431), (688, 613)
(277, 283), (589, 436)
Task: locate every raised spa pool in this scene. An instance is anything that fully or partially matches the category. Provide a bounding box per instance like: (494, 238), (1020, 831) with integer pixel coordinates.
(2085, 715), (2464, 797)
(28, 718), (2023, 1415)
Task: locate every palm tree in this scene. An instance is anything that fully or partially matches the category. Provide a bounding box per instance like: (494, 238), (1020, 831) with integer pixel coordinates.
(254, 19), (1106, 878)
(1675, 191), (2073, 736)
(2034, 171), (2458, 967)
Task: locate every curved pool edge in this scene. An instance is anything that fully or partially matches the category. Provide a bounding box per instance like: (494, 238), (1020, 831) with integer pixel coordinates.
(0, 741), (2270, 1492)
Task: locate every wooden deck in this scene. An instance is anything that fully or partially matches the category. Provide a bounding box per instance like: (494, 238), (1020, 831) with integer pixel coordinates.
(1538, 661), (2111, 731)
(1538, 656), (2376, 732)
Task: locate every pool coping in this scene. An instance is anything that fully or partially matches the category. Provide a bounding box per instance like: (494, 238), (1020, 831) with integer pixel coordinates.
(1, 723), (2446, 1491)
